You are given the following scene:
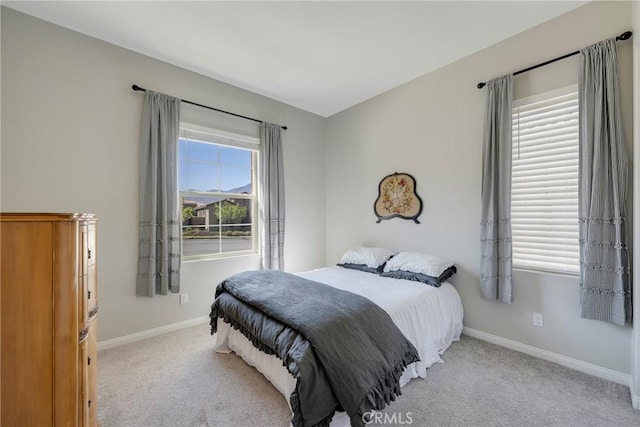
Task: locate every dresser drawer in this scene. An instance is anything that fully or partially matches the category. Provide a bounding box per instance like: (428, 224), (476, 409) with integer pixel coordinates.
(81, 225), (89, 275)
(78, 320), (98, 427)
(87, 320), (98, 427)
(88, 264), (98, 318)
(80, 272), (88, 328)
(87, 225), (96, 267)
(79, 337), (89, 427)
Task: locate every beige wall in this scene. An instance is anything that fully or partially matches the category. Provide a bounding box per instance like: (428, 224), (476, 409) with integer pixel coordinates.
(326, 1), (633, 374)
(0, 8), (327, 341)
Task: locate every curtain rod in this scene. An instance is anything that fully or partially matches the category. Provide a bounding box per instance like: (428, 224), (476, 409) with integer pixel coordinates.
(131, 84), (287, 130)
(476, 30), (633, 89)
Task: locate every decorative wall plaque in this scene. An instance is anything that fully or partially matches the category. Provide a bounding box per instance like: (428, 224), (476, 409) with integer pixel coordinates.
(374, 172), (423, 224)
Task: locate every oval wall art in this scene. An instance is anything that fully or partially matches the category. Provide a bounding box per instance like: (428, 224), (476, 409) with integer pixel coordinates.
(373, 172), (423, 224)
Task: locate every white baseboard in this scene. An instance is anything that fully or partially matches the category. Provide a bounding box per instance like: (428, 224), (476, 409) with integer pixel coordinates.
(97, 320), (634, 392)
(97, 316), (210, 351)
(631, 380), (640, 410)
(462, 326), (630, 386)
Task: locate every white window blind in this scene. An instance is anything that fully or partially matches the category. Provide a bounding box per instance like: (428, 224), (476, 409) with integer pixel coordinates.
(511, 85), (579, 275)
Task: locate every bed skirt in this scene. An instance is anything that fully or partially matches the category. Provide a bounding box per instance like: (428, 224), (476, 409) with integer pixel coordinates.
(215, 318), (439, 426)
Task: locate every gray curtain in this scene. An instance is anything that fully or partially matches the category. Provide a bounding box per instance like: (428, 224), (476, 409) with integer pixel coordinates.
(578, 39), (631, 326)
(136, 91), (182, 296)
(480, 75), (513, 304)
(260, 122), (285, 270)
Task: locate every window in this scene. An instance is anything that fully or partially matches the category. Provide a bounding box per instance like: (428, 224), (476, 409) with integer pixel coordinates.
(179, 125), (259, 260)
(511, 85), (579, 275)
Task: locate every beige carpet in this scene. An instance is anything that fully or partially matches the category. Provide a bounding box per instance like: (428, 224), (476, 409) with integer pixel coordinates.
(98, 323), (639, 427)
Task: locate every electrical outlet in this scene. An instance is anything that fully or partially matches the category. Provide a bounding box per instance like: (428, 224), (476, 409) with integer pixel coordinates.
(533, 312), (544, 327)
(180, 293), (188, 305)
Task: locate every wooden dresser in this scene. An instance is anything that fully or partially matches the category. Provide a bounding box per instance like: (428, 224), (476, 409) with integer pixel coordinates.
(1, 213), (98, 426)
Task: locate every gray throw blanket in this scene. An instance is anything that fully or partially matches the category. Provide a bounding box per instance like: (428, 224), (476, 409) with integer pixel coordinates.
(210, 270), (419, 427)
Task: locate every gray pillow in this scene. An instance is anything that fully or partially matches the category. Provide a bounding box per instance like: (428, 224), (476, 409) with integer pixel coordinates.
(337, 263), (384, 274)
(380, 266), (457, 287)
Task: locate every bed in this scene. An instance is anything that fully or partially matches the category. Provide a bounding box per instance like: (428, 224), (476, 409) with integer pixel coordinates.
(211, 249), (464, 427)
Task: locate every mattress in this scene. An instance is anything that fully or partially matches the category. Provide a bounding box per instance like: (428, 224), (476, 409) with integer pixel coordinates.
(214, 266), (464, 425)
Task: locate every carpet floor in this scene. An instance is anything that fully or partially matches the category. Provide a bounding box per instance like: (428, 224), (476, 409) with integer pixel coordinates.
(98, 323), (639, 427)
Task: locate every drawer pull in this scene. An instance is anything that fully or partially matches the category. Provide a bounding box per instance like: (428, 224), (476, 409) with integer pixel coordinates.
(88, 400), (92, 408)
(88, 290), (91, 299)
(88, 356), (91, 365)
(88, 249), (92, 259)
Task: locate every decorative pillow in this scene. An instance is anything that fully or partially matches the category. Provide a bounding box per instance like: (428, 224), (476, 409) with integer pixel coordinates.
(380, 266), (457, 287)
(338, 246), (396, 269)
(337, 263), (384, 274)
(383, 251), (454, 277)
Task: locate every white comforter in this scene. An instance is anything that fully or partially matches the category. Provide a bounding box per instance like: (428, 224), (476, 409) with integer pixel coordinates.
(215, 266), (464, 424)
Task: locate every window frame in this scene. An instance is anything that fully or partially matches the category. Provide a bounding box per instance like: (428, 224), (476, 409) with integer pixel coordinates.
(178, 123), (260, 262)
(511, 84), (580, 277)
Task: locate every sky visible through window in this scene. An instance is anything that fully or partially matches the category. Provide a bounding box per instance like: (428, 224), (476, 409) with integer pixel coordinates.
(179, 137), (256, 257)
(179, 138), (252, 194)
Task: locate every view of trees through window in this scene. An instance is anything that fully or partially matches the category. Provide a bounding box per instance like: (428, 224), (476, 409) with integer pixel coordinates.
(179, 131), (257, 259)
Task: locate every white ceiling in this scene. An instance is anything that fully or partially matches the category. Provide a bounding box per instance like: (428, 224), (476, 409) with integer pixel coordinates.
(4, 1), (588, 117)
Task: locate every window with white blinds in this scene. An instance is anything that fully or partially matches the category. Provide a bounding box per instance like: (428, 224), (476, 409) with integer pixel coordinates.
(511, 85), (579, 275)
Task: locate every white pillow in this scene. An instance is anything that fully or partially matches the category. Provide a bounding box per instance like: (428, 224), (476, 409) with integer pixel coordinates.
(383, 251), (454, 277)
(339, 246), (396, 268)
